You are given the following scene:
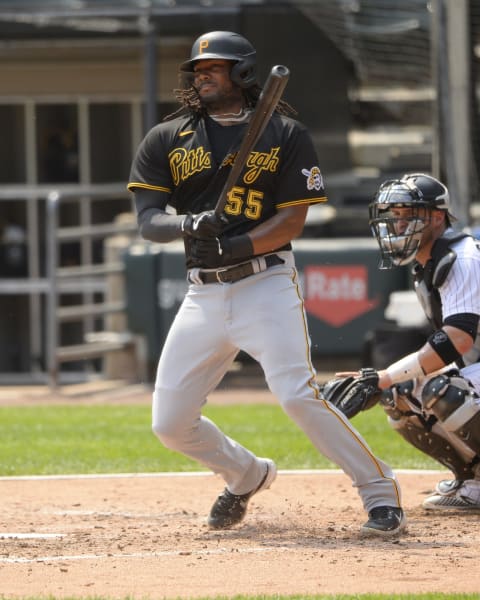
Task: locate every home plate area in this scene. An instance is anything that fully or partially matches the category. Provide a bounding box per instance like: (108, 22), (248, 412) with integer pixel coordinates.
(1, 470), (479, 598)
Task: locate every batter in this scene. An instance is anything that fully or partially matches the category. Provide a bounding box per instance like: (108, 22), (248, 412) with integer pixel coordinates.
(127, 30), (405, 536)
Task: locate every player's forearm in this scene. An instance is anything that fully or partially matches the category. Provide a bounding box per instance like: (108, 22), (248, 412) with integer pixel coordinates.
(248, 205), (307, 254)
(137, 208), (184, 243)
(377, 325), (473, 389)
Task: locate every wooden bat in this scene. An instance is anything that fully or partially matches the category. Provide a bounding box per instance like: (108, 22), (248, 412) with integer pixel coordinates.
(214, 64), (290, 215)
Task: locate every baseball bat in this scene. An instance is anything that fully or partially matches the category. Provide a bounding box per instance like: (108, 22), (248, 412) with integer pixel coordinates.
(214, 64), (290, 215)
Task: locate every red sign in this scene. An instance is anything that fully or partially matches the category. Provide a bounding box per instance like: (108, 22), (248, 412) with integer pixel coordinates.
(303, 265), (379, 327)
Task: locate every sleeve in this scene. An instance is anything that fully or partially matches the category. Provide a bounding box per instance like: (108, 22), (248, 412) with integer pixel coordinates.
(440, 253), (480, 320)
(274, 123), (327, 209)
(127, 124), (174, 201)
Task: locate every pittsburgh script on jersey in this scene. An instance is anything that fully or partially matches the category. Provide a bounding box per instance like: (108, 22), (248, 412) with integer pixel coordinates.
(169, 146), (280, 185)
(169, 147), (212, 185)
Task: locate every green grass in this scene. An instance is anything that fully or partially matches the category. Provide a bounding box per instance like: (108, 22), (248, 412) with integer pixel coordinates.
(0, 403), (440, 476)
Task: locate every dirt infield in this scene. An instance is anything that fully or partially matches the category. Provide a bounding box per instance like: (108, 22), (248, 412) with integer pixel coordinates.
(2, 470), (480, 598)
(1, 383), (479, 598)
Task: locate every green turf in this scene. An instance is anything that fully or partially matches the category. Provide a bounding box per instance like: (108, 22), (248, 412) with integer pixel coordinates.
(0, 403), (440, 476)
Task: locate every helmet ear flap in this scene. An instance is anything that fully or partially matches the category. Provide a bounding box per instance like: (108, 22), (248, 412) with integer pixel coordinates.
(230, 53), (257, 88)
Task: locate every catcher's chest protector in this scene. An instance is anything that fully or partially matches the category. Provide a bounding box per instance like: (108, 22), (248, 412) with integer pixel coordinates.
(412, 231), (470, 329)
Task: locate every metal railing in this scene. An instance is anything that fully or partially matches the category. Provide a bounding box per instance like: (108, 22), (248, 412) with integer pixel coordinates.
(45, 187), (139, 389)
(0, 184), (139, 387)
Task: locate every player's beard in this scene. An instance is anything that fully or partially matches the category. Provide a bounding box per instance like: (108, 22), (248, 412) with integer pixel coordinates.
(197, 82), (244, 114)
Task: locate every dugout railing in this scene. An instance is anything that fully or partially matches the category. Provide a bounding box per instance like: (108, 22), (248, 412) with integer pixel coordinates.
(45, 187), (144, 389)
(0, 184), (142, 388)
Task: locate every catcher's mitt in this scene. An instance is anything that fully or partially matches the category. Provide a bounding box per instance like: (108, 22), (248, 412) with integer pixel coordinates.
(322, 368), (382, 419)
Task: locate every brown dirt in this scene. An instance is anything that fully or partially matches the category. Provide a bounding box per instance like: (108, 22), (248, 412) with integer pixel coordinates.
(0, 383), (479, 598)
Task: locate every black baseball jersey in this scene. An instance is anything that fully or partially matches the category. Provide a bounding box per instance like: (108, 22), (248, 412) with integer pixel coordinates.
(129, 111), (326, 225)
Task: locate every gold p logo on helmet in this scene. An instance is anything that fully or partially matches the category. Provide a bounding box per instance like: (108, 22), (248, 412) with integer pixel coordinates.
(199, 40), (209, 54)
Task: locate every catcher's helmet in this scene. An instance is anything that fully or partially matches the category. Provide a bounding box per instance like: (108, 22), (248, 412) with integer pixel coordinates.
(369, 173), (456, 269)
(180, 31), (257, 88)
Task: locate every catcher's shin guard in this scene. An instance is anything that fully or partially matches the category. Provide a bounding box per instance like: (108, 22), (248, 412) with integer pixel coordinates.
(422, 374), (480, 459)
(386, 412), (477, 480)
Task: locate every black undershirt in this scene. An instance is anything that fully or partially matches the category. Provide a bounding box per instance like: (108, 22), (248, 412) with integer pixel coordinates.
(205, 116), (247, 164)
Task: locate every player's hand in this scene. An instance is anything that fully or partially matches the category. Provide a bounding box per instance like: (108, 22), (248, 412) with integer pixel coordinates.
(181, 210), (228, 239)
(189, 237), (225, 268)
(189, 234), (253, 268)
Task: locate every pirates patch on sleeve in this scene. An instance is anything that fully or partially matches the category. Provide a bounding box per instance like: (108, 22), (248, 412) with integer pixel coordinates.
(301, 166), (323, 191)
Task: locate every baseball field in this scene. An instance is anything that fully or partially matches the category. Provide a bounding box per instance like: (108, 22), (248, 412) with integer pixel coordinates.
(0, 382), (479, 599)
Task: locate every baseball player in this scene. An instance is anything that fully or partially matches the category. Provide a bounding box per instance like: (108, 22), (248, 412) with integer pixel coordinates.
(127, 30), (405, 536)
(324, 173), (480, 510)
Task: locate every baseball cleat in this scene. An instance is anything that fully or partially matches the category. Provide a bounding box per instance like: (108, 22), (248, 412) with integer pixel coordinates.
(434, 479), (464, 496)
(424, 479), (480, 510)
(423, 493), (480, 510)
(360, 506), (406, 537)
(208, 458), (277, 529)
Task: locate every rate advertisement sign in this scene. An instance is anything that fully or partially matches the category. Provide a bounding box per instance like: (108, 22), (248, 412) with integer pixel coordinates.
(293, 241), (408, 355)
(303, 264), (379, 327)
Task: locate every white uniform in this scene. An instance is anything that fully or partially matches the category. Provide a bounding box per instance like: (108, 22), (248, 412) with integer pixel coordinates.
(393, 235), (480, 465)
(414, 235), (480, 392)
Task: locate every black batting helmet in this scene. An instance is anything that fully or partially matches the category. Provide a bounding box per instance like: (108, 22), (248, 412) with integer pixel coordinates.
(180, 31), (257, 88)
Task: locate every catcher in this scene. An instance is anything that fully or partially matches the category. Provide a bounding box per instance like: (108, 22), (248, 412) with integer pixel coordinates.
(323, 173), (480, 511)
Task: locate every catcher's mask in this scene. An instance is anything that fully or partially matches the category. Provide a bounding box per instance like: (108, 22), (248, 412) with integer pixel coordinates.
(369, 173), (456, 269)
(180, 31), (257, 89)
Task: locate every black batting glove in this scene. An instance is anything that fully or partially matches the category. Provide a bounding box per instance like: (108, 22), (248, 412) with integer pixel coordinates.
(190, 237), (223, 268)
(181, 210), (228, 240)
(190, 234), (254, 268)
